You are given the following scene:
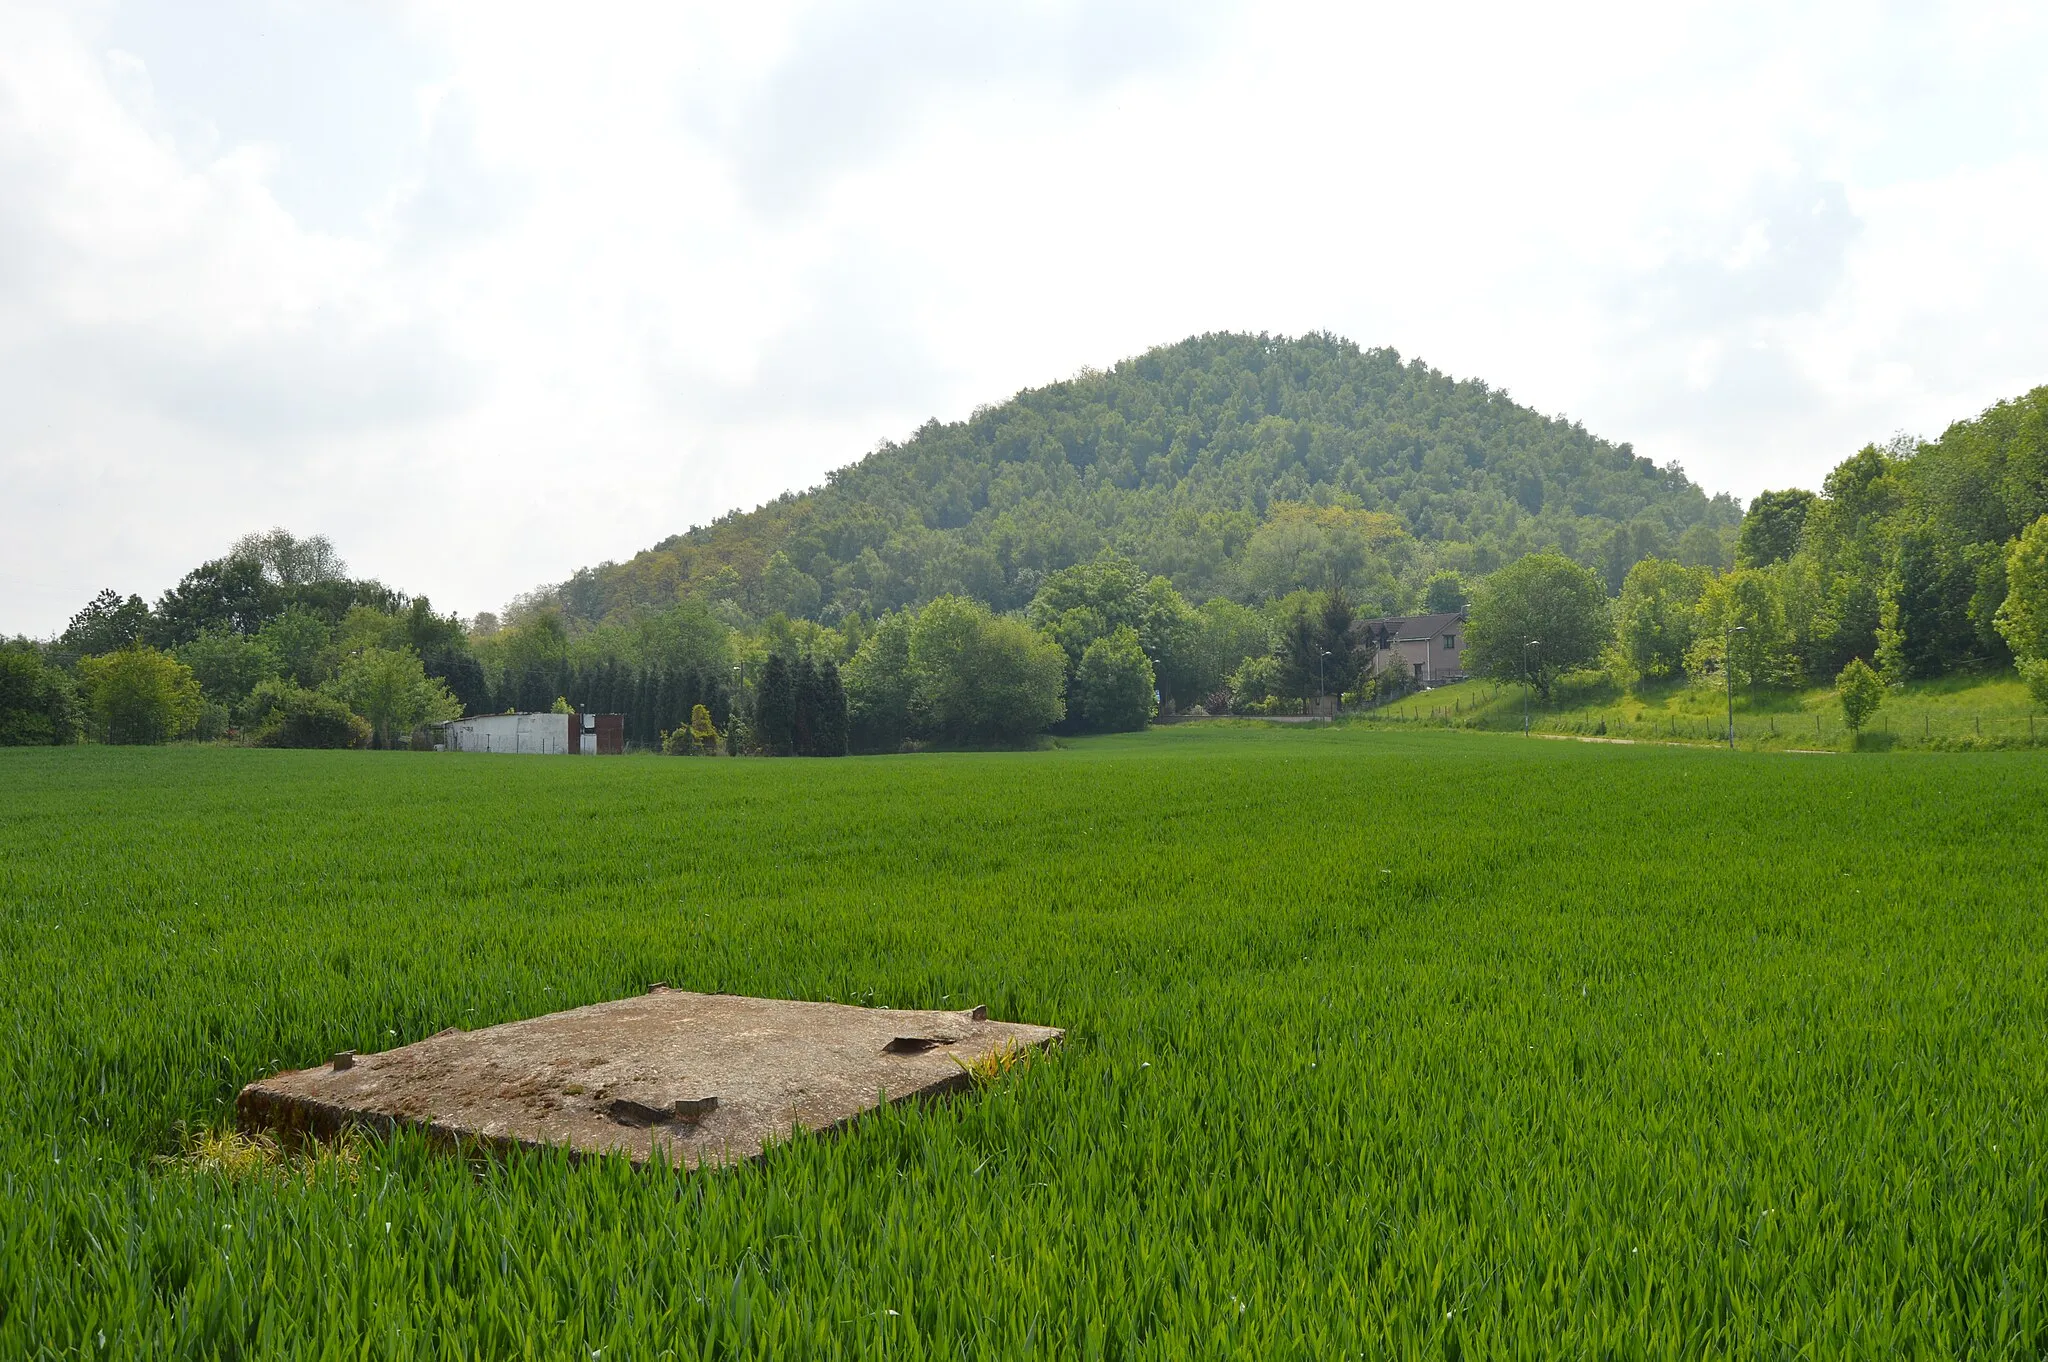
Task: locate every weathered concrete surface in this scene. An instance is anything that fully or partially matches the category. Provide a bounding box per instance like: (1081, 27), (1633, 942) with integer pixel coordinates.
(237, 989), (1061, 1167)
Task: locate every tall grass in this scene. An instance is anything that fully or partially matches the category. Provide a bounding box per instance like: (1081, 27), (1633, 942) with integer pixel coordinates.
(3, 731), (2046, 1357)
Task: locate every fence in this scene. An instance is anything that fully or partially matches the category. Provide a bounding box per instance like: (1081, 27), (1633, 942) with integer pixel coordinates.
(1356, 699), (2047, 751)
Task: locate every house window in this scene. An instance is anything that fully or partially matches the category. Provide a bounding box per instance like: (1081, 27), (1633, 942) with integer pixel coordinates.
(1443, 634), (1457, 650)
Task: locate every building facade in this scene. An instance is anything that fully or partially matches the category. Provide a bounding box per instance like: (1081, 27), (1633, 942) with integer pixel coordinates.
(1359, 611), (1468, 686)
(439, 712), (625, 755)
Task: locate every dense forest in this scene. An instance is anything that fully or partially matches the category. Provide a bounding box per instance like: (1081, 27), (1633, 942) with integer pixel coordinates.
(536, 332), (1744, 628)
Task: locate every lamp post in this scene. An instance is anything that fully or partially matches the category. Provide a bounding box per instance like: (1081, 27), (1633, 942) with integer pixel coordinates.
(1318, 648), (1331, 717)
(1522, 639), (1541, 735)
(1725, 624), (1746, 748)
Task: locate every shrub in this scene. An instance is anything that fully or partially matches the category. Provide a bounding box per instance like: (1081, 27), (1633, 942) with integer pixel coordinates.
(0, 648), (80, 746)
(247, 680), (369, 749)
(662, 706), (723, 756)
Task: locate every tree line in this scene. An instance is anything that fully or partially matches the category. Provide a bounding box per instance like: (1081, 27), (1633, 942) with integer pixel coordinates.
(7, 381), (2043, 751)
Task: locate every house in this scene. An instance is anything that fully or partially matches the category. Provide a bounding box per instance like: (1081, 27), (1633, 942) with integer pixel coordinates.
(1358, 611), (1468, 686)
(438, 711), (625, 755)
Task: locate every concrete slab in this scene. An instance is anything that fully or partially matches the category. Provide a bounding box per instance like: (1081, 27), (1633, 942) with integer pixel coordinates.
(237, 988), (1062, 1167)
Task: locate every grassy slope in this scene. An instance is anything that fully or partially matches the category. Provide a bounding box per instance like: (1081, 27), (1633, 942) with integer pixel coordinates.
(4, 733), (2046, 1357)
(1364, 668), (2048, 751)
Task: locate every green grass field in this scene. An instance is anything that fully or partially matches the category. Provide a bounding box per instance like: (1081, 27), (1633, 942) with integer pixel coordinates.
(1363, 668), (2048, 751)
(5, 730), (2047, 1358)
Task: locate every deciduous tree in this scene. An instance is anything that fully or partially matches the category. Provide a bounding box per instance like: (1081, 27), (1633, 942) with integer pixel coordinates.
(1073, 626), (1155, 732)
(1837, 657), (1885, 734)
(78, 647), (203, 744)
(1464, 553), (1613, 699)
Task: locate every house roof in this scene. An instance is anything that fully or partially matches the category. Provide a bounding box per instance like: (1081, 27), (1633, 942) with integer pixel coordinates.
(1358, 611), (1465, 644)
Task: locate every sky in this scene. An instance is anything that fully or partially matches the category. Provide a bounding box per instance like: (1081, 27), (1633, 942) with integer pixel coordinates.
(4, 0), (2047, 637)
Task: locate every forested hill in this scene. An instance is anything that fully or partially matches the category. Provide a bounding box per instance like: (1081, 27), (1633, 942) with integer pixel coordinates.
(549, 332), (1742, 626)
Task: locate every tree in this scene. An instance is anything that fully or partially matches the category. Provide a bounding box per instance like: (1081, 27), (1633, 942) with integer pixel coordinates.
(1275, 595), (1324, 706)
(1996, 513), (2048, 663)
(77, 647), (204, 744)
(1422, 570), (1467, 614)
(752, 653), (796, 755)
(844, 611), (915, 753)
(1073, 626), (1155, 732)
(230, 528), (348, 586)
(1684, 569), (1795, 689)
(60, 589), (149, 657)
(326, 646), (462, 749)
(1837, 657), (1884, 735)
(1135, 576), (1200, 709)
(147, 557), (281, 647)
(908, 596), (1065, 744)
(0, 648), (79, 745)
(1027, 554), (1199, 711)
(1231, 503), (1407, 602)
(1736, 489), (1818, 568)
(813, 658), (849, 756)
(1464, 553), (1613, 699)
(2022, 659), (2048, 712)
(256, 609), (335, 687)
(791, 653), (822, 756)
(1615, 558), (1708, 683)
(177, 627), (281, 711)
(1188, 598), (1273, 701)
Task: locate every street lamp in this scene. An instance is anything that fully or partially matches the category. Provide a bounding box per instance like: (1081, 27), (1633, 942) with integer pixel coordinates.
(1725, 624), (1746, 748)
(1522, 639), (1541, 735)
(1318, 648), (1332, 717)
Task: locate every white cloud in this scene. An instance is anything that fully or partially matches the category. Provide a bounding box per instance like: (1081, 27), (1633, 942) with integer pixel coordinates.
(3, 0), (2046, 635)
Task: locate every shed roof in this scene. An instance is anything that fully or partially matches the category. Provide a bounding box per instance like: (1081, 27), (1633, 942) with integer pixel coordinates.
(1359, 611), (1466, 644)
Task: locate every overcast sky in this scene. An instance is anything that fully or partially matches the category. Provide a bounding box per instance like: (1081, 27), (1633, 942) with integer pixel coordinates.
(5, 1), (2047, 636)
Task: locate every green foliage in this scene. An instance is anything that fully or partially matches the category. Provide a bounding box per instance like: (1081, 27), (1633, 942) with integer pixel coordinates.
(255, 609), (335, 688)
(1837, 657), (1885, 732)
(662, 705), (724, 756)
(76, 646), (203, 744)
(1226, 653), (1282, 709)
(1071, 626), (1155, 732)
(1272, 588), (1358, 702)
(146, 556), (281, 648)
(1995, 513), (2048, 663)
(1422, 569), (1468, 614)
(229, 528), (348, 586)
(906, 597), (1066, 745)
(325, 647), (462, 750)
(1374, 670), (2047, 751)
(812, 658), (849, 757)
(1231, 503), (1408, 606)
(1187, 598), (1272, 706)
(2021, 659), (2048, 710)
(1465, 553), (1613, 698)
(1614, 557), (1708, 682)
(1686, 568), (1795, 689)
(1027, 553), (1200, 714)
(540, 333), (1737, 627)
(177, 627), (282, 711)
(844, 612), (915, 753)
(59, 588), (150, 658)
(6, 734), (2048, 1354)
(751, 654), (796, 756)
(0, 647), (79, 745)
(246, 680), (371, 749)
(1736, 489), (1817, 568)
